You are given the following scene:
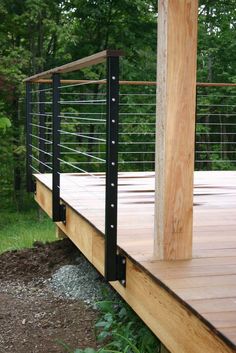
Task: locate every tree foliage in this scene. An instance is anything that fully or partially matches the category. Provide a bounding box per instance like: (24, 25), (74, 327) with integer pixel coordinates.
(0, 0), (235, 210)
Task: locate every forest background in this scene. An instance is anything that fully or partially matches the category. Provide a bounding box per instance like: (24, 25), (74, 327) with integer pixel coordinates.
(0, 0), (235, 214)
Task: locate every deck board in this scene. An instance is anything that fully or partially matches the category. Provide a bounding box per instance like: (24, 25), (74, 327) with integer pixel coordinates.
(35, 171), (236, 351)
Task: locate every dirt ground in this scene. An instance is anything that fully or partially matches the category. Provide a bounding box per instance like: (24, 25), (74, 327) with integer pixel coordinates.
(0, 239), (99, 353)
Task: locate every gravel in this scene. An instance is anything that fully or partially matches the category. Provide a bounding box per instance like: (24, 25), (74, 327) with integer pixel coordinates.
(50, 256), (117, 306)
(0, 237), (119, 309)
(1, 262), (115, 308)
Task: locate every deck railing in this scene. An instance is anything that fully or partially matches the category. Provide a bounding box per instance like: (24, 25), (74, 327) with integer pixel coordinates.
(24, 50), (236, 283)
(25, 50), (126, 283)
(196, 84), (236, 170)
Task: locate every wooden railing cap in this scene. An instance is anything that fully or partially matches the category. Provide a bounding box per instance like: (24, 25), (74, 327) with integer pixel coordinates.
(24, 49), (124, 83)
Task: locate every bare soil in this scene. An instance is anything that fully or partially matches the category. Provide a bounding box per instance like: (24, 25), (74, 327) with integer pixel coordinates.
(0, 239), (99, 353)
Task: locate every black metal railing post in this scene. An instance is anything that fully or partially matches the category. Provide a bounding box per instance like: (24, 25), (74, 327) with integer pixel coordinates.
(105, 55), (126, 284)
(39, 84), (46, 173)
(52, 73), (66, 222)
(26, 82), (35, 192)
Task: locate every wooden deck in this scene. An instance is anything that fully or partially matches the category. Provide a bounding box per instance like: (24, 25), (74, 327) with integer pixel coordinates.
(35, 171), (236, 353)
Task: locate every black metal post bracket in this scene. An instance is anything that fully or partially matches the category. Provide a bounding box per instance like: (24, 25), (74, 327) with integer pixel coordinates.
(105, 56), (126, 285)
(52, 73), (66, 223)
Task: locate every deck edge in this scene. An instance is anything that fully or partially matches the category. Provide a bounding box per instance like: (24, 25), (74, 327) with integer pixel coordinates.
(34, 177), (236, 353)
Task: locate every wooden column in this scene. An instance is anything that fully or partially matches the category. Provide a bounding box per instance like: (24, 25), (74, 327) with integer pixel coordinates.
(154, 0), (198, 259)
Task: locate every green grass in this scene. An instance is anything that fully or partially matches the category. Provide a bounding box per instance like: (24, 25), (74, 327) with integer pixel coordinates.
(0, 208), (56, 253)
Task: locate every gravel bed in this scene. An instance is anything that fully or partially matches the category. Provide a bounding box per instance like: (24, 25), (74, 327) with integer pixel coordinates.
(50, 256), (117, 306)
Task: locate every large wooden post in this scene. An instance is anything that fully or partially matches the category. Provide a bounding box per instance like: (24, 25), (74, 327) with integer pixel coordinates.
(154, 0), (198, 260)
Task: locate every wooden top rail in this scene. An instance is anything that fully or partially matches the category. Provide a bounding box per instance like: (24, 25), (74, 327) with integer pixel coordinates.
(31, 79), (158, 85)
(27, 78), (236, 87)
(23, 50), (124, 83)
(197, 82), (236, 87)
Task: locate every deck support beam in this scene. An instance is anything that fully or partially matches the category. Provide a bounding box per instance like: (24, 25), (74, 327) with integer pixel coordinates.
(154, 0), (198, 259)
(161, 344), (171, 353)
(56, 225), (67, 239)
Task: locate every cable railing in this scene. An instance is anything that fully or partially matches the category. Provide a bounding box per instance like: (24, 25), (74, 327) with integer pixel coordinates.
(58, 82), (107, 177)
(196, 85), (236, 170)
(25, 50), (236, 285)
(25, 50), (126, 285)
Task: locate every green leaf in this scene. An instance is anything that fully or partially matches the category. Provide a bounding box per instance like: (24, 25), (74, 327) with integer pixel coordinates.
(118, 307), (127, 319)
(83, 348), (97, 353)
(95, 301), (114, 313)
(95, 321), (108, 328)
(0, 117), (11, 132)
(97, 331), (111, 342)
(114, 334), (140, 353)
(13, 145), (26, 155)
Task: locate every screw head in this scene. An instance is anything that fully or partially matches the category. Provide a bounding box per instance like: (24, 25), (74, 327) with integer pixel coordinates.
(111, 162), (115, 166)
(110, 225), (114, 228)
(111, 204), (114, 208)
(112, 98), (116, 102)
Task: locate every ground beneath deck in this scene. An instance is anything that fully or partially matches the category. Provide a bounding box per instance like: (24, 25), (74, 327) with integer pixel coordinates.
(0, 240), (99, 353)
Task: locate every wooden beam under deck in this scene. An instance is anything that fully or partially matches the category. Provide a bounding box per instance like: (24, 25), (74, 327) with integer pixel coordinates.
(34, 171), (236, 353)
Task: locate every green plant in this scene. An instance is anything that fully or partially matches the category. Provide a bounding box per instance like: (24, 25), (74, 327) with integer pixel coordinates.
(0, 115), (11, 133)
(94, 300), (160, 353)
(74, 349), (97, 353)
(56, 338), (97, 353)
(68, 300), (160, 353)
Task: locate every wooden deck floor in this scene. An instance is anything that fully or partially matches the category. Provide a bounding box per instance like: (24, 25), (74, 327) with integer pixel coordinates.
(35, 171), (236, 353)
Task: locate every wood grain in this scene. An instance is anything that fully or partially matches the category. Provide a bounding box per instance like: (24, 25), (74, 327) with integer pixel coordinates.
(155, 0), (199, 260)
